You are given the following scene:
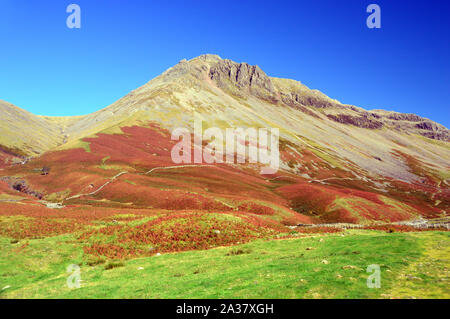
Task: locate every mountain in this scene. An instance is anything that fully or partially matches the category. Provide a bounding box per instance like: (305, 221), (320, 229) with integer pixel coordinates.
(0, 54), (449, 225)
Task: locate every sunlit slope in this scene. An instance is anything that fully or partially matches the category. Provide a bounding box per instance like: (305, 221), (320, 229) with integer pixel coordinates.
(0, 54), (449, 223)
(50, 54), (449, 184)
(3, 122), (445, 224)
(1, 54), (448, 184)
(0, 100), (69, 156)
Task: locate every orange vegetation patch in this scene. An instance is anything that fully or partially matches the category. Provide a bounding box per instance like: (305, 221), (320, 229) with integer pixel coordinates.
(1, 122), (445, 231)
(277, 181), (419, 224)
(381, 179), (446, 219)
(0, 202), (158, 222)
(0, 217), (85, 239)
(0, 201), (292, 258)
(278, 182), (337, 217)
(279, 141), (353, 181)
(79, 212), (286, 259)
(237, 202), (275, 215)
(0, 180), (10, 192)
(94, 179), (234, 210)
(335, 188), (385, 205)
(0, 181), (19, 196)
(392, 150), (439, 186)
(83, 124), (176, 168)
(2, 123), (291, 207)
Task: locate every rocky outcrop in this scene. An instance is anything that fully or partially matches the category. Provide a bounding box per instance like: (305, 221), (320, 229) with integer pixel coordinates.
(0, 176), (43, 199)
(416, 121), (438, 131)
(370, 111), (449, 140)
(280, 91), (336, 109)
(419, 131), (449, 141)
(387, 113), (423, 122)
(326, 114), (384, 129)
(208, 59), (276, 101)
(411, 121), (449, 141)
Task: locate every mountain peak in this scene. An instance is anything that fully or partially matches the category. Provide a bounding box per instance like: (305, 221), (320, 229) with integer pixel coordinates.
(135, 54), (450, 142)
(1, 54), (448, 167)
(190, 53), (222, 63)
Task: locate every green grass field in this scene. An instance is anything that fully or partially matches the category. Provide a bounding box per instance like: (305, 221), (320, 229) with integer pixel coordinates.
(1, 230), (448, 299)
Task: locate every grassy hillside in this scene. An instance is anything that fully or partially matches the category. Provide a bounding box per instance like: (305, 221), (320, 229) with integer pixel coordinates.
(2, 123), (445, 224)
(0, 100), (67, 156)
(1, 230), (448, 299)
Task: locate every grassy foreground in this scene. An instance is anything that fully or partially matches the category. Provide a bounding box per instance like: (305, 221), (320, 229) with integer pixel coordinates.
(0, 230), (448, 299)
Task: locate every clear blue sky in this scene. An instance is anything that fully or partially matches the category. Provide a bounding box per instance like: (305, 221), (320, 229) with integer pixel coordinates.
(0, 0), (449, 127)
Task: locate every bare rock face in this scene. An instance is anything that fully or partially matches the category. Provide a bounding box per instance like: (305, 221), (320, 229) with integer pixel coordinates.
(0, 176), (43, 199)
(209, 59), (277, 101)
(369, 111), (449, 141)
(326, 114), (384, 129)
(387, 113), (423, 122)
(324, 110), (448, 138)
(414, 121), (449, 140)
(282, 92), (337, 109)
(420, 131), (449, 140)
(416, 121), (437, 131)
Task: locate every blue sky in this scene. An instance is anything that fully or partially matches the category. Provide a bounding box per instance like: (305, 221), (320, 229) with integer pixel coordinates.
(0, 0), (449, 127)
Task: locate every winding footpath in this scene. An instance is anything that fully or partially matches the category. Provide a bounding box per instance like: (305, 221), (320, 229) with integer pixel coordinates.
(63, 164), (216, 202)
(64, 171), (128, 202)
